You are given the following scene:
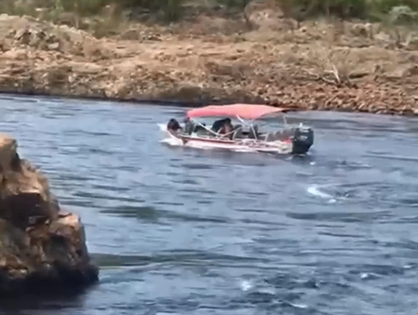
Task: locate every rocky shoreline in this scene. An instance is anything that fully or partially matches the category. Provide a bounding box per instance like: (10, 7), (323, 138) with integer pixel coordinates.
(0, 11), (418, 115)
(0, 134), (98, 295)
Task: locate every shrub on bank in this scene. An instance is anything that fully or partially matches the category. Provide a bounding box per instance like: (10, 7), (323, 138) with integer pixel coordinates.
(0, 0), (185, 21)
(274, 0), (417, 20)
(0, 0), (417, 25)
(216, 0), (418, 24)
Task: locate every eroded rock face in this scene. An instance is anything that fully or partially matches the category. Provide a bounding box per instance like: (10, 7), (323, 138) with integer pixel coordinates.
(0, 134), (98, 295)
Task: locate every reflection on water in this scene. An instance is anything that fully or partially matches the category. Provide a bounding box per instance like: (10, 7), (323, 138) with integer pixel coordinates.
(1, 94), (418, 315)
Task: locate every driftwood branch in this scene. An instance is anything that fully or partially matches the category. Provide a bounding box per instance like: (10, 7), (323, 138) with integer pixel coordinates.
(301, 59), (356, 87)
(301, 67), (340, 85)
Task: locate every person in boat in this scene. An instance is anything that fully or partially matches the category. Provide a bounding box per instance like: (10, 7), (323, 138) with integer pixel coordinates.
(167, 118), (182, 132)
(219, 119), (233, 134)
(211, 118), (231, 133)
(182, 117), (207, 135)
(218, 118), (234, 139)
(183, 117), (195, 134)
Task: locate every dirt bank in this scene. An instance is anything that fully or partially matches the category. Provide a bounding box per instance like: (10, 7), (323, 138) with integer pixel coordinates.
(0, 8), (418, 115)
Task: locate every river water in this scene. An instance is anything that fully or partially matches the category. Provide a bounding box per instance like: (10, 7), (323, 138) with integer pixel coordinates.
(1, 94), (418, 315)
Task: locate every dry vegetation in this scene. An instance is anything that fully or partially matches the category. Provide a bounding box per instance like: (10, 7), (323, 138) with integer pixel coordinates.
(0, 0), (418, 114)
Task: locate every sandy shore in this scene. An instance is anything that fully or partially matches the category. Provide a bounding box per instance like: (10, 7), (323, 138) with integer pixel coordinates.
(0, 8), (418, 115)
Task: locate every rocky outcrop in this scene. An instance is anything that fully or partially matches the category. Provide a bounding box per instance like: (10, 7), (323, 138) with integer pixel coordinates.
(0, 12), (418, 115)
(0, 134), (98, 295)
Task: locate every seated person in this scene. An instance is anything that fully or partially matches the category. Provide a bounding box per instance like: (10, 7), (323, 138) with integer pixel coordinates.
(167, 118), (182, 132)
(212, 118), (231, 133)
(219, 119), (234, 139)
(184, 118), (196, 135)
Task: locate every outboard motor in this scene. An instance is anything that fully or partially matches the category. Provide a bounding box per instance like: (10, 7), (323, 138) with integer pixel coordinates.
(291, 124), (314, 154)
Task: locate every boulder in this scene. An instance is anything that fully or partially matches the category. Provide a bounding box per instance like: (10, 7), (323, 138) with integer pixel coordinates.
(0, 134), (98, 295)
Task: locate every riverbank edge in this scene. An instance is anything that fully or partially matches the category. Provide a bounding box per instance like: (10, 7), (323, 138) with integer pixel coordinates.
(2, 90), (417, 117)
(0, 90), (210, 108)
(1, 13), (418, 117)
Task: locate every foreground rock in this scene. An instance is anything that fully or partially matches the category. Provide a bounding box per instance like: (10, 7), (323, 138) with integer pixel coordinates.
(0, 12), (417, 115)
(0, 134), (98, 295)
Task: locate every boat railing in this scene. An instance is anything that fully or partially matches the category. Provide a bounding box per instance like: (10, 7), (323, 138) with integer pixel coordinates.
(191, 120), (234, 139)
(189, 113), (295, 141)
(189, 119), (250, 141)
(235, 115), (259, 140)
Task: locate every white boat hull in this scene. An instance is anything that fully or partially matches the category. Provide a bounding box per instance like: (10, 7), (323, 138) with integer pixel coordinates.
(160, 124), (293, 154)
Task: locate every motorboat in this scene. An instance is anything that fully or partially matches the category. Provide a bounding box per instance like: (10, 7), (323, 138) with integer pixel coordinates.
(161, 104), (314, 154)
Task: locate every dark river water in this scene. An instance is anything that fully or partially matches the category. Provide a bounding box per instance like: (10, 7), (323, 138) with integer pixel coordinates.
(1, 94), (418, 315)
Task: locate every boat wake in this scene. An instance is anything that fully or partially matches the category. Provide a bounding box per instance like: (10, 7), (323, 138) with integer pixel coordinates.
(158, 123), (168, 132)
(307, 183), (359, 204)
(307, 184), (337, 203)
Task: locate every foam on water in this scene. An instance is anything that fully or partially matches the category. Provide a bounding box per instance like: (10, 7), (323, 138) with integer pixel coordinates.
(158, 123), (167, 132)
(159, 137), (183, 146)
(239, 279), (253, 292)
(307, 184), (337, 203)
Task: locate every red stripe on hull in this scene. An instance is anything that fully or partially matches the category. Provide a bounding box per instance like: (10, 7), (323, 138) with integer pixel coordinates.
(169, 131), (235, 145)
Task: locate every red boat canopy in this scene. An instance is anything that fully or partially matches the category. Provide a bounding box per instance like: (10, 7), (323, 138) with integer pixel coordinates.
(187, 104), (293, 120)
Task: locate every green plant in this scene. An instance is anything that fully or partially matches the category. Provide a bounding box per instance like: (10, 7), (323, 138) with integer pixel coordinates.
(213, 0), (253, 29)
(373, 5), (418, 47)
(160, 0), (183, 22)
(2, 0), (418, 33)
(116, 0), (184, 21)
(275, 0), (369, 20)
(368, 0), (418, 14)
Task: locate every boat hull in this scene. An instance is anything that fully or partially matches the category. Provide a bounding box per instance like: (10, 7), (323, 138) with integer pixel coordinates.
(165, 130), (295, 154)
